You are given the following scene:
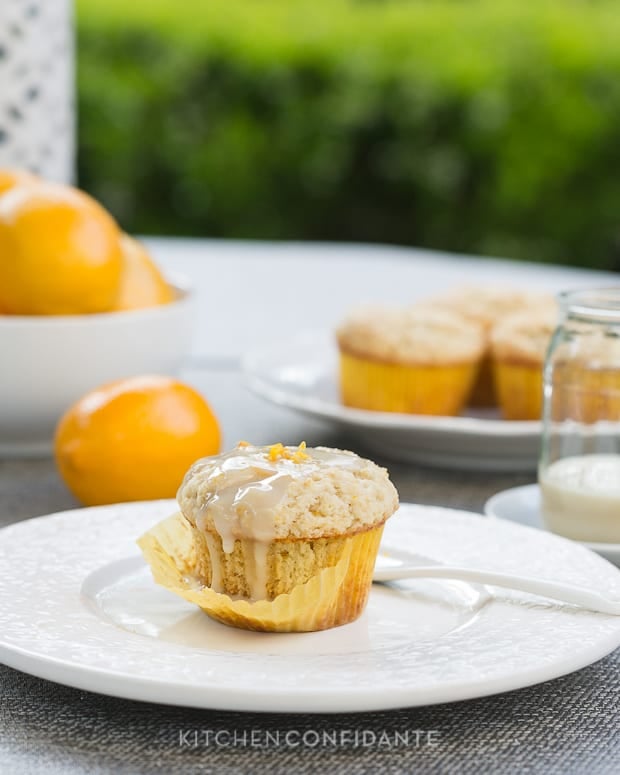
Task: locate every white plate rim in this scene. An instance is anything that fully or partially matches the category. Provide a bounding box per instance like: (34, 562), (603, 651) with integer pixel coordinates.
(1, 500), (620, 713)
(484, 483), (620, 556)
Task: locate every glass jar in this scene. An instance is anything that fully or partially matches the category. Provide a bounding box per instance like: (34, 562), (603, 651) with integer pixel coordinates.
(539, 288), (620, 543)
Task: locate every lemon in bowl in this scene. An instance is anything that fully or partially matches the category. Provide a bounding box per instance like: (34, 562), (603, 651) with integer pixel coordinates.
(0, 181), (124, 315)
(0, 175), (194, 455)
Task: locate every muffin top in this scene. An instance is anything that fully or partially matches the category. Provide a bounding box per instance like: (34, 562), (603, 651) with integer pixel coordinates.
(177, 442), (399, 548)
(336, 305), (485, 365)
(491, 308), (558, 365)
(427, 286), (556, 331)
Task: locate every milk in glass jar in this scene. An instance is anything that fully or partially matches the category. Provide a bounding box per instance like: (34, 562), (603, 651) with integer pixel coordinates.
(539, 289), (620, 543)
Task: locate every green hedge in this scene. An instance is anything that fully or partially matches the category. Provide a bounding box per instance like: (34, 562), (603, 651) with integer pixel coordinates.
(77, 0), (620, 269)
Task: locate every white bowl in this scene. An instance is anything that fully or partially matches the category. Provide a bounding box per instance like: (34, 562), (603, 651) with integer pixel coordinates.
(0, 274), (194, 457)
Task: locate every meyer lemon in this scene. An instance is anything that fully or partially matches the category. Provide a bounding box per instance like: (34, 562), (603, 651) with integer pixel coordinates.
(0, 169), (40, 313)
(54, 375), (222, 506)
(0, 182), (123, 315)
(0, 167), (39, 196)
(115, 234), (174, 310)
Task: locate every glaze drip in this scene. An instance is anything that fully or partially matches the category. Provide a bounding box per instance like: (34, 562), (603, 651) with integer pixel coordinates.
(180, 443), (363, 600)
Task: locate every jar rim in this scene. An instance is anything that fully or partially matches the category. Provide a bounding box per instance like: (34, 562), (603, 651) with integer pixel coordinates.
(558, 287), (620, 322)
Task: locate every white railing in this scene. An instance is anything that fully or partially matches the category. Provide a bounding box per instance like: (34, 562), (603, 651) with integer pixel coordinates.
(0, 0), (74, 182)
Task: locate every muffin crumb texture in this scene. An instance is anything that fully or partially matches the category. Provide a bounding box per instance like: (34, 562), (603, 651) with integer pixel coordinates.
(491, 308), (558, 365)
(336, 305), (485, 365)
(178, 442), (399, 542)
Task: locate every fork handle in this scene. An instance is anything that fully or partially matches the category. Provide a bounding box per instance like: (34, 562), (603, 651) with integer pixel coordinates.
(373, 566), (620, 616)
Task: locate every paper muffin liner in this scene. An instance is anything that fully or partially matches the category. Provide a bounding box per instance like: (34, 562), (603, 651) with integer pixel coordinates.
(339, 351), (478, 415)
(137, 512), (384, 632)
(493, 361), (543, 420)
(494, 359), (620, 422)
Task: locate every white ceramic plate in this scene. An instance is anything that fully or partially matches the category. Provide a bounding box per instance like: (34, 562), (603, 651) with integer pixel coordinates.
(2, 500), (620, 713)
(242, 332), (540, 471)
(485, 484), (620, 568)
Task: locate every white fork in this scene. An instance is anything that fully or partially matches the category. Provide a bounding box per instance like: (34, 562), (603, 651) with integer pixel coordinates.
(373, 551), (620, 616)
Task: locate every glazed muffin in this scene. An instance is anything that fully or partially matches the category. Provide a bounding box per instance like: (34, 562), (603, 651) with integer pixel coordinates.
(426, 287), (556, 407)
(138, 442), (399, 632)
(336, 305), (485, 416)
(491, 308), (558, 420)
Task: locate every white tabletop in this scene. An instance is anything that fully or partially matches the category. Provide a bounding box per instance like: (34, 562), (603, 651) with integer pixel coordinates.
(146, 238), (618, 362)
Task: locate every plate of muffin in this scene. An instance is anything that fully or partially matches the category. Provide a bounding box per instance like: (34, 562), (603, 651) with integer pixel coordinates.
(2, 442), (620, 712)
(243, 287), (558, 471)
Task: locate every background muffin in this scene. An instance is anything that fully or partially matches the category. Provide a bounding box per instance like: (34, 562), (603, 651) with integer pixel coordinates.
(425, 287), (556, 406)
(491, 307), (558, 420)
(336, 305), (485, 416)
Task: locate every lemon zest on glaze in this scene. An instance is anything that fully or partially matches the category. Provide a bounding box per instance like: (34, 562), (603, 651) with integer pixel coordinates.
(267, 442), (310, 464)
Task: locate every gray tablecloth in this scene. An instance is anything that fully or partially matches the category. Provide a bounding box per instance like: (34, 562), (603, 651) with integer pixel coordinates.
(1, 440), (618, 774)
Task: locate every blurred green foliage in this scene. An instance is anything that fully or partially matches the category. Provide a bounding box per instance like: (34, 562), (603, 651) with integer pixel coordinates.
(77, 0), (620, 268)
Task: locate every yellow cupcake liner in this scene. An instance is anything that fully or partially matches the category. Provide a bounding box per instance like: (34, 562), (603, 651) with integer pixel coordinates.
(339, 351), (478, 415)
(137, 512), (383, 632)
(495, 361), (620, 422)
(493, 361), (542, 420)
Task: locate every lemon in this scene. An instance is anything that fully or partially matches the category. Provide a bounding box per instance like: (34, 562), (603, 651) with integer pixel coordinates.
(0, 182), (123, 314)
(0, 167), (39, 196)
(115, 234), (174, 310)
(54, 375), (222, 506)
